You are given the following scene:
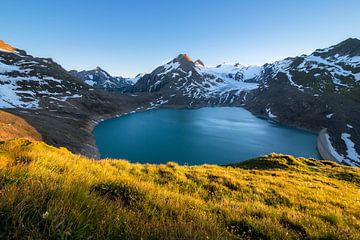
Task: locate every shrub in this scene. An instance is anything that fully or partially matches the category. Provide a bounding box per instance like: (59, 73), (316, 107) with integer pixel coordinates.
(91, 182), (145, 208)
(321, 213), (341, 225)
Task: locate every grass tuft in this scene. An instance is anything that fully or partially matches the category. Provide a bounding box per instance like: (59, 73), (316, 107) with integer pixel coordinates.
(91, 182), (146, 207)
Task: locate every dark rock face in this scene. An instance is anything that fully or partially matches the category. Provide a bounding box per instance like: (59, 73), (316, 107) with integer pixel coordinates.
(194, 59), (205, 67)
(313, 38), (360, 58)
(69, 67), (133, 92)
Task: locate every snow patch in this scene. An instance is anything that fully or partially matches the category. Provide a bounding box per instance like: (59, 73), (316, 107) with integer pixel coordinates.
(0, 62), (21, 73)
(324, 133), (344, 162)
(326, 113), (334, 119)
(157, 62), (180, 76)
(272, 59), (305, 92)
(85, 80), (96, 86)
(341, 133), (360, 162)
(266, 108), (277, 118)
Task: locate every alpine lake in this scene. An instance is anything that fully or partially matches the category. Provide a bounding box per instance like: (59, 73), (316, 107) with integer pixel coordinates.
(94, 107), (320, 165)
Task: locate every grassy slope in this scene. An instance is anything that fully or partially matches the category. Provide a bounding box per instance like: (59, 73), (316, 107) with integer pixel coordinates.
(0, 110), (41, 141)
(0, 139), (359, 239)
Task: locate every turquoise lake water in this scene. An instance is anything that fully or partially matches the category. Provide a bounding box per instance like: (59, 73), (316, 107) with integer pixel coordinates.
(93, 107), (320, 165)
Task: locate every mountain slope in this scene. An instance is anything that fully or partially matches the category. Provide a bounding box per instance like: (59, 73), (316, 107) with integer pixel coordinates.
(69, 67), (133, 91)
(0, 110), (41, 141)
(246, 38), (360, 166)
(0, 138), (359, 239)
(0, 41), (88, 109)
(263, 38), (360, 94)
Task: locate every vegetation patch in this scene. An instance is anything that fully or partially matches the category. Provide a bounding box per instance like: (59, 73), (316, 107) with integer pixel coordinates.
(226, 219), (269, 239)
(321, 213), (341, 225)
(91, 182), (145, 207)
(155, 168), (177, 185)
(264, 189), (292, 207)
(330, 171), (360, 186)
(280, 216), (308, 239)
(0, 169), (28, 188)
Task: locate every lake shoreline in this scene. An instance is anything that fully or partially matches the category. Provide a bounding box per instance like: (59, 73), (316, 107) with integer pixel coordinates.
(316, 128), (342, 164)
(93, 106), (321, 164)
(9, 98), (331, 163)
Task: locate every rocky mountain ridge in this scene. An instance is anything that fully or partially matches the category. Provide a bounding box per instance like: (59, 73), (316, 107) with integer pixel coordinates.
(0, 42), (88, 109)
(133, 38), (360, 102)
(69, 67), (133, 92)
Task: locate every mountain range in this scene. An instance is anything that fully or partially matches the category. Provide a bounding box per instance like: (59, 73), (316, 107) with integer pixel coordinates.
(0, 38), (359, 166)
(69, 67), (135, 92)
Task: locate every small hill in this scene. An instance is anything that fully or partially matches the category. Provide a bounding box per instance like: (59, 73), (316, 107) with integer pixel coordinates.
(0, 139), (359, 239)
(0, 110), (41, 141)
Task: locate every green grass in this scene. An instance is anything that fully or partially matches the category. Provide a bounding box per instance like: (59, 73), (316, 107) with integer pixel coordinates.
(0, 139), (359, 239)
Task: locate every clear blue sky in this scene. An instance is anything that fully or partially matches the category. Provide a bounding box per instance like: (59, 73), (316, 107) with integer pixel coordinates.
(1, 0), (360, 77)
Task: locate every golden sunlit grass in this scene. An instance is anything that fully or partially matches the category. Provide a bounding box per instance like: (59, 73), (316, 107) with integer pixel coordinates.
(0, 138), (359, 239)
(0, 111), (42, 141)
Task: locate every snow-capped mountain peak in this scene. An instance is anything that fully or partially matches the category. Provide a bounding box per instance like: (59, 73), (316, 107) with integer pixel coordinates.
(69, 67), (133, 91)
(133, 54), (262, 101)
(176, 53), (192, 62)
(94, 66), (113, 79)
